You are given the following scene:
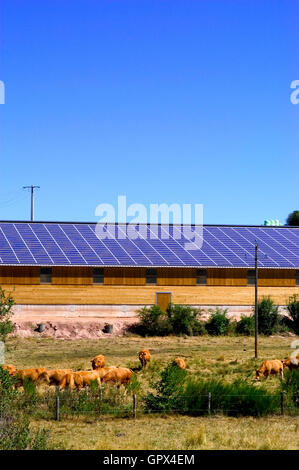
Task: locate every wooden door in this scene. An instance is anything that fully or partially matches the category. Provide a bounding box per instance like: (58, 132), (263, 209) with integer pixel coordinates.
(156, 292), (172, 312)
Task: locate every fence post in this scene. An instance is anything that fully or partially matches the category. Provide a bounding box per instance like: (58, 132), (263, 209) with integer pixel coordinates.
(56, 396), (60, 421)
(208, 392), (211, 415)
(281, 392), (285, 416)
(133, 394), (137, 419)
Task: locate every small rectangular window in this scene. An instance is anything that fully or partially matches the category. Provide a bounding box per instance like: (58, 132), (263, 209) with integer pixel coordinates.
(40, 267), (52, 284)
(93, 268), (104, 284)
(196, 269), (207, 285)
(296, 270), (299, 286)
(146, 268), (157, 285)
(247, 269), (256, 286)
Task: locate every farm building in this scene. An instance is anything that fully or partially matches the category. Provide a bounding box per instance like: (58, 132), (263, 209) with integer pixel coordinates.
(0, 221), (298, 333)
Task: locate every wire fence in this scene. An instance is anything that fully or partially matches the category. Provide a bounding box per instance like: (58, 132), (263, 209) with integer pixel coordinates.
(2, 391), (297, 421)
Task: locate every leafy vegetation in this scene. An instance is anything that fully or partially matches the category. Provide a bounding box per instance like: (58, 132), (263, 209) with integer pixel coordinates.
(0, 368), (52, 450)
(144, 363), (280, 417)
(281, 369), (299, 411)
(0, 287), (15, 342)
(256, 297), (282, 336)
(135, 304), (206, 337)
(166, 304), (206, 336)
(236, 315), (255, 336)
(286, 295), (299, 335)
(144, 363), (188, 412)
(205, 308), (230, 336)
(286, 210), (299, 226)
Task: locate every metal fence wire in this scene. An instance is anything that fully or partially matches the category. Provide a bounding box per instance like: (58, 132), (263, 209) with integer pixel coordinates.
(1, 392), (297, 420)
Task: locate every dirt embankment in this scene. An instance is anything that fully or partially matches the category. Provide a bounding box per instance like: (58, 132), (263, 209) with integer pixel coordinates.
(12, 318), (138, 340)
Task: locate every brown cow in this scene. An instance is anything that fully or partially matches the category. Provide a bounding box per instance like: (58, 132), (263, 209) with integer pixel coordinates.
(139, 349), (151, 369)
(1, 364), (17, 375)
(102, 367), (133, 388)
(15, 368), (47, 387)
(40, 369), (73, 386)
(95, 366), (117, 381)
(256, 360), (284, 380)
(282, 355), (299, 371)
(60, 370), (103, 390)
(91, 355), (106, 370)
(174, 358), (186, 369)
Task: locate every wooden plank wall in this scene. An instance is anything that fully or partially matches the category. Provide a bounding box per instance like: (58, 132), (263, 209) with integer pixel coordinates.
(0, 266), (40, 284)
(52, 267), (93, 285)
(157, 268), (196, 285)
(207, 268), (248, 286)
(0, 266), (296, 287)
(258, 269), (296, 287)
(3, 284), (299, 305)
(104, 267), (146, 285)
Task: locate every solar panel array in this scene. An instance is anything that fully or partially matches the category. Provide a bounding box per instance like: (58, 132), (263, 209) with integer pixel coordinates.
(0, 222), (298, 268)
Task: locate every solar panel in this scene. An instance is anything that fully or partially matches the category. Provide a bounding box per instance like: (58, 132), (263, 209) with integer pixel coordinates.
(0, 222), (298, 268)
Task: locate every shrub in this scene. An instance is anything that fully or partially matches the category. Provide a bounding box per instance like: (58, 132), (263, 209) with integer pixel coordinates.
(236, 315), (255, 336)
(0, 413), (51, 450)
(166, 304), (206, 336)
(286, 295), (299, 334)
(0, 287), (15, 342)
(286, 210), (299, 226)
(144, 363), (187, 412)
(256, 297), (281, 336)
(281, 369), (299, 410)
(0, 368), (51, 449)
(136, 305), (172, 336)
(205, 308), (230, 336)
(183, 378), (279, 417)
(144, 365), (279, 417)
(136, 304), (206, 337)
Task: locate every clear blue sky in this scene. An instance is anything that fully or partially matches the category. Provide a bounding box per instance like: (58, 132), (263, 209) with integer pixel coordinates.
(0, 0), (298, 225)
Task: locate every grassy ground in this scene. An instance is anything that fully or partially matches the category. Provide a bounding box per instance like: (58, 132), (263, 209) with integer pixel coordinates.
(30, 415), (298, 450)
(4, 334), (299, 450)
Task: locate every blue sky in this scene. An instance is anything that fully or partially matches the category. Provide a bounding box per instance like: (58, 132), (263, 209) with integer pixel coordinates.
(0, 0), (298, 225)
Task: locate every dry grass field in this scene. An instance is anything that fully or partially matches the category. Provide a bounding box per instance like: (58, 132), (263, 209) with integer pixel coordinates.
(5, 334), (299, 450)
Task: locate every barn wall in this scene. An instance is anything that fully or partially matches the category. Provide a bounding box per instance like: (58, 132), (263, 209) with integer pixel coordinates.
(2, 283), (298, 306)
(258, 269), (296, 287)
(0, 266), (297, 306)
(0, 266), (40, 285)
(207, 268), (248, 286)
(0, 266), (296, 287)
(157, 268), (196, 285)
(52, 267), (93, 285)
(104, 267), (146, 285)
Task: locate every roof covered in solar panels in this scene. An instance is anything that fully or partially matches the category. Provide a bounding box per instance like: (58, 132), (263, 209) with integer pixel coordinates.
(0, 221), (298, 269)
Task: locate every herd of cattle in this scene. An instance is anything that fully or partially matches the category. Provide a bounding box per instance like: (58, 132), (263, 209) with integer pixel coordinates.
(0, 349), (185, 391)
(1, 347), (298, 391)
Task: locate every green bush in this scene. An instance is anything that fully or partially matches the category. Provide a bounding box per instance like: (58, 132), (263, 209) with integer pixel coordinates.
(144, 363), (187, 412)
(281, 369), (299, 410)
(144, 364), (279, 417)
(0, 413), (51, 450)
(205, 308), (230, 336)
(0, 368), (51, 449)
(136, 305), (172, 336)
(0, 287), (15, 342)
(135, 304), (206, 337)
(166, 304), (206, 336)
(256, 297), (281, 335)
(236, 315), (255, 336)
(183, 378), (279, 417)
(286, 295), (299, 334)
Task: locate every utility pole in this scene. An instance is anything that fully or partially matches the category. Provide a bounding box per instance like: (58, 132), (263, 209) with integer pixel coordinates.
(23, 185), (40, 221)
(255, 243), (258, 359)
